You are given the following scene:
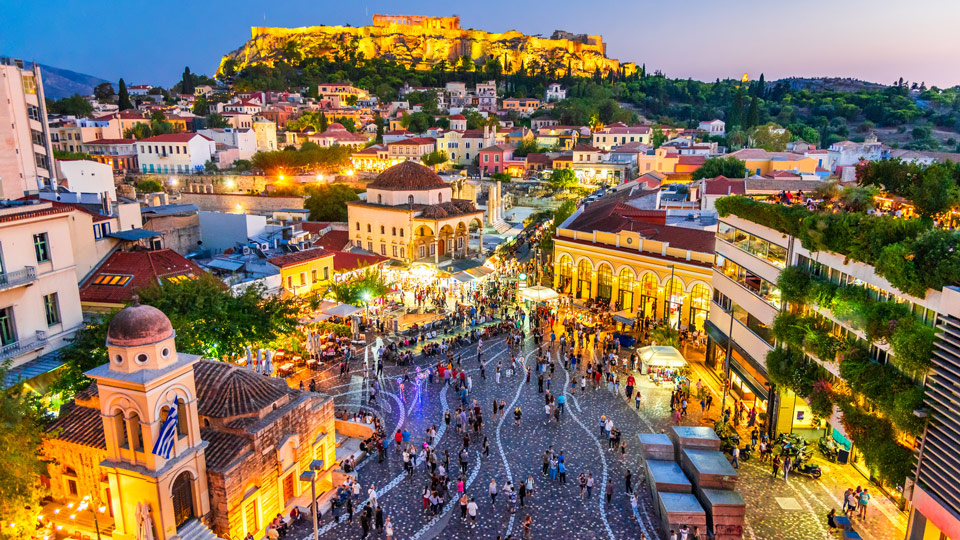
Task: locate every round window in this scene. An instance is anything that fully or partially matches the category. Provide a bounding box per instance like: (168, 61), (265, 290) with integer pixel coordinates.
(136, 353), (148, 364)
(161, 347), (170, 358)
(114, 354), (123, 364)
(626, 237), (633, 245)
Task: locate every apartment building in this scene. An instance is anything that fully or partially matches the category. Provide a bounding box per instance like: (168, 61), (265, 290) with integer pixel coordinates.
(0, 200), (84, 389)
(0, 58), (57, 196)
(709, 198), (948, 518)
(137, 133), (216, 174)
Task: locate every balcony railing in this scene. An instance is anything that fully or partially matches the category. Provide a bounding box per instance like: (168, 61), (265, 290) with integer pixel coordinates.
(0, 330), (47, 361)
(0, 266), (37, 291)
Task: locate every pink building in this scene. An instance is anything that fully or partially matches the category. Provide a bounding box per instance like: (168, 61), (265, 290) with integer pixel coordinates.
(478, 144), (515, 174)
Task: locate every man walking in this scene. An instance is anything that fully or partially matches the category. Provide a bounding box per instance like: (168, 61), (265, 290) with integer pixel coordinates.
(467, 497), (478, 527)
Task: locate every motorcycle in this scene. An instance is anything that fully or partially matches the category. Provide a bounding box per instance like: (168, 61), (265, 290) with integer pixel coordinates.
(792, 460), (822, 479)
(818, 438), (839, 462)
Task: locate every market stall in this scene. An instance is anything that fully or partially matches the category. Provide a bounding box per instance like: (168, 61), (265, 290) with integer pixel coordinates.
(638, 345), (687, 376)
(518, 285), (560, 303)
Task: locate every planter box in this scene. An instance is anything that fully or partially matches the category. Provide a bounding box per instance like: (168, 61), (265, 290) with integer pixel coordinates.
(638, 433), (675, 462)
(680, 448), (739, 490)
(697, 487), (746, 539)
(658, 492), (707, 540)
(669, 426), (721, 459)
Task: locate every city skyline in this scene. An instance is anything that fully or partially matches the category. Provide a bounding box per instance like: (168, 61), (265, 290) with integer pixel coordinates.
(5, 0), (960, 88)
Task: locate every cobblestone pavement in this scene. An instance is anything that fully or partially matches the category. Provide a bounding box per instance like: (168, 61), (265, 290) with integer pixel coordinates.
(286, 319), (906, 540)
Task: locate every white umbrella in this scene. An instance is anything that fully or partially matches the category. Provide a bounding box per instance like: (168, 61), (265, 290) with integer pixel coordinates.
(136, 502), (156, 540)
(518, 285), (560, 303)
(265, 349), (274, 376)
(256, 349), (264, 373)
(325, 303), (363, 317)
(245, 346), (253, 368)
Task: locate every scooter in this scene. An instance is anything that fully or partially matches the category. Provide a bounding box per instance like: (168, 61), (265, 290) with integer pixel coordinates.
(792, 461), (822, 479)
(818, 438), (839, 462)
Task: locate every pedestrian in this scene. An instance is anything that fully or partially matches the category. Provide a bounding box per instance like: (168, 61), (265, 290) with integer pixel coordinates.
(783, 455), (792, 481)
(519, 479), (527, 507)
(605, 479), (614, 503)
(625, 469), (633, 493)
(635, 392), (642, 410)
(385, 517), (394, 540)
(375, 506), (384, 535)
(489, 478), (498, 506)
(578, 473), (587, 499)
(772, 455), (781, 479)
(460, 493), (468, 520)
(523, 515), (532, 539)
(841, 488), (852, 514)
(467, 497), (478, 526)
(859, 488), (871, 520)
(359, 506), (370, 538)
(586, 473), (594, 499)
(731, 446), (740, 469)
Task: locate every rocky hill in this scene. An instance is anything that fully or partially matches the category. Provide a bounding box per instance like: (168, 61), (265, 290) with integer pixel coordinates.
(218, 16), (632, 79)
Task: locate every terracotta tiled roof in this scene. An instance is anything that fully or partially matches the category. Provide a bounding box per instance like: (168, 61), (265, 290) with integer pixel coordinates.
(368, 161), (447, 191)
(194, 360), (291, 418)
(0, 203), (73, 224)
(201, 428), (253, 472)
(46, 404), (106, 450)
(267, 247), (333, 268)
(299, 222), (331, 235)
(526, 153), (551, 164)
(79, 249), (206, 305)
(140, 133), (212, 143)
(314, 230), (350, 251)
(573, 143), (601, 152)
(677, 155), (707, 166)
(333, 251), (389, 272)
(701, 176), (747, 196)
(418, 200), (480, 219)
(449, 114), (466, 120)
(83, 138), (136, 145)
(555, 235), (714, 267)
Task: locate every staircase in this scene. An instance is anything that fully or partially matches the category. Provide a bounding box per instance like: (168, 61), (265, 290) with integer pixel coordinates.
(491, 219), (512, 234)
(174, 519), (220, 540)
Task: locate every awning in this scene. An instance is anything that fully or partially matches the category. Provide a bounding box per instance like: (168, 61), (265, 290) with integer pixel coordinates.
(324, 303), (363, 317)
(637, 346), (687, 368)
(448, 259), (484, 272)
(519, 285), (560, 302)
(4, 350), (65, 391)
(299, 313), (332, 325)
(452, 271), (476, 283)
(206, 258), (244, 272)
(107, 228), (162, 241)
(466, 266), (494, 278)
(613, 310), (636, 325)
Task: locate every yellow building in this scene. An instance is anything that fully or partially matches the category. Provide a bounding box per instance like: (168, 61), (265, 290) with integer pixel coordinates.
(346, 161), (484, 264)
(41, 304), (339, 539)
(726, 148), (819, 176)
(552, 189), (715, 330)
(268, 248), (335, 297)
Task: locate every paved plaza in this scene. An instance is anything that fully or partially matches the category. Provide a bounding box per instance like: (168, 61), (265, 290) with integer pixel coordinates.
(287, 322), (906, 540)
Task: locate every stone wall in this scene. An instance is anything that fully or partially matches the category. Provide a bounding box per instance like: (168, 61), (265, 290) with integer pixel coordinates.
(179, 192), (305, 216)
(143, 213), (202, 255)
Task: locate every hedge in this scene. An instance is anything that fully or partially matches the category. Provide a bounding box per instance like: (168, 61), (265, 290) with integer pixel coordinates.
(715, 196), (960, 298)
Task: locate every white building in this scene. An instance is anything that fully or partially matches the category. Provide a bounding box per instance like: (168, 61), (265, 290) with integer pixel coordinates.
(545, 83), (567, 102)
(198, 127), (257, 160)
(592, 123), (652, 150)
(476, 81), (497, 112)
(137, 133), (216, 175)
(55, 159), (117, 202)
(252, 118), (278, 152)
(0, 200), (84, 386)
(698, 119), (726, 137)
(0, 57), (57, 196)
(126, 84), (153, 96)
(438, 126), (496, 166)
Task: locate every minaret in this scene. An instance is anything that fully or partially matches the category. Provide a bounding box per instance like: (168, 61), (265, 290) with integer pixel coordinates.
(86, 302), (210, 540)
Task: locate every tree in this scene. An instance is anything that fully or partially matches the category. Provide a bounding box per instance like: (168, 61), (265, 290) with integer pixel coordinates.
(206, 113), (229, 128)
(548, 168), (578, 190)
(491, 172), (511, 182)
(46, 94), (93, 116)
(651, 126), (668, 149)
(421, 149), (449, 169)
(691, 157), (747, 180)
(746, 96), (760, 129)
(728, 86), (745, 128)
(181, 66), (195, 94)
(325, 268), (391, 306)
(137, 275), (300, 360)
(303, 184), (360, 221)
(374, 114), (385, 143)
(511, 138), (542, 157)
(117, 78), (133, 110)
(53, 150), (93, 161)
(136, 179), (164, 193)
(748, 122), (792, 151)
(0, 363), (48, 540)
(538, 200), (577, 253)
(93, 81), (115, 101)
(193, 95), (210, 116)
(123, 122), (151, 140)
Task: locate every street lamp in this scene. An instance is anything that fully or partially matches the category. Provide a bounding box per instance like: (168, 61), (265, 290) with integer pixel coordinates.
(299, 459), (325, 540)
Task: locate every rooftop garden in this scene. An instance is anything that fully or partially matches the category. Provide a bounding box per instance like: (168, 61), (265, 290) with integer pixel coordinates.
(715, 161), (960, 299)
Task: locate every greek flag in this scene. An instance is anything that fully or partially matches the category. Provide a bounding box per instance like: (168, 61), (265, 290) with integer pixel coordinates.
(152, 403), (178, 458)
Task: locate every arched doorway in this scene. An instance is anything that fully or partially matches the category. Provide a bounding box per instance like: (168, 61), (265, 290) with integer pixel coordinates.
(438, 239), (445, 255)
(171, 471), (194, 529)
(557, 256), (573, 294)
(640, 273), (658, 320)
(663, 277), (685, 329)
(597, 264), (613, 301)
(688, 283), (711, 331)
(617, 268), (635, 311)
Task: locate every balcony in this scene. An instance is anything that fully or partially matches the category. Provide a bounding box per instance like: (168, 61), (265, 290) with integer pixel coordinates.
(0, 330), (47, 361)
(0, 266), (37, 292)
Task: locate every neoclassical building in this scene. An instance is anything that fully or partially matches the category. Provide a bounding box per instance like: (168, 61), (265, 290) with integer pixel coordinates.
(42, 303), (337, 540)
(347, 161), (484, 265)
(552, 188), (715, 330)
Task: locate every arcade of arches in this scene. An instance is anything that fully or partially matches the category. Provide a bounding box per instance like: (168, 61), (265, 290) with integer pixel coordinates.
(553, 251), (712, 331)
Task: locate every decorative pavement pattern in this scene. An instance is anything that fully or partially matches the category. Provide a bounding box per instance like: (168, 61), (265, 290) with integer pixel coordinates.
(288, 323), (905, 540)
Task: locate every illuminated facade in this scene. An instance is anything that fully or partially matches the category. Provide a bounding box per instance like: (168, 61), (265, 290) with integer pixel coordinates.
(42, 304), (337, 540)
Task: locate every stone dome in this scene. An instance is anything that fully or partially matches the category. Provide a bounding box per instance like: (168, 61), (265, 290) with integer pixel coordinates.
(367, 161), (447, 191)
(106, 303), (175, 347)
(194, 360), (290, 418)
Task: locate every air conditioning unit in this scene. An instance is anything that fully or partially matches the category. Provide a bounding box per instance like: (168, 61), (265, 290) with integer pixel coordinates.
(241, 246), (251, 256)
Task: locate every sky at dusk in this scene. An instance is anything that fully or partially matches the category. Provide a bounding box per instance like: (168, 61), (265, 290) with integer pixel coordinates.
(4, 0), (960, 88)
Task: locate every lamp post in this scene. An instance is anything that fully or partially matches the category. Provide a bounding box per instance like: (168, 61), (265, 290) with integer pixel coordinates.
(299, 459), (325, 540)
(666, 264), (679, 330)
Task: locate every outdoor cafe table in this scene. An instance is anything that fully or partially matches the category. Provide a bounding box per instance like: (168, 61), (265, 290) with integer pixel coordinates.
(278, 362), (294, 377)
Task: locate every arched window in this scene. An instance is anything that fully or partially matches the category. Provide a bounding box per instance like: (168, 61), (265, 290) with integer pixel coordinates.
(392, 227), (397, 236)
(408, 195), (414, 205)
(438, 193), (443, 203)
(689, 283), (711, 331)
(114, 409), (127, 449)
(355, 222), (360, 231)
(557, 256), (573, 293)
(128, 411), (144, 452)
(400, 229), (404, 237)
(617, 268), (635, 310)
(597, 264), (613, 301)
(664, 277), (685, 329)
(367, 224), (371, 233)
(380, 225), (385, 234)
(640, 273), (659, 319)
(377, 194), (382, 204)
(176, 397), (188, 437)
(576, 260), (592, 298)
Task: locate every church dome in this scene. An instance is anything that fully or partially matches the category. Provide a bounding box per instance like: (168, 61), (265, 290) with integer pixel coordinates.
(194, 361), (290, 418)
(107, 303), (174, 347)
(367, 161), (447, 191)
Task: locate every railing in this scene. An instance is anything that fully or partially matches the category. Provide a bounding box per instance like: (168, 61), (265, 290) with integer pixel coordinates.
(0, 266), (37, 291)
(0, 330), (47, 361)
